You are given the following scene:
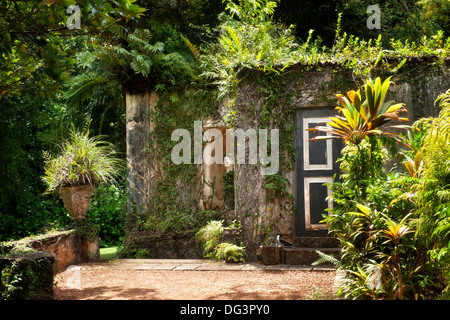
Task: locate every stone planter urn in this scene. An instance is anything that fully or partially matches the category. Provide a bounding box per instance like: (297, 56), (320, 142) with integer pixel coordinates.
(58, 185), (94, 221)
(259, 244), (281, 265)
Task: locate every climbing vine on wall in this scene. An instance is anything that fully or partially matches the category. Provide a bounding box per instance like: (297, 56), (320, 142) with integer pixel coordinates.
(140, 87), (223, 234)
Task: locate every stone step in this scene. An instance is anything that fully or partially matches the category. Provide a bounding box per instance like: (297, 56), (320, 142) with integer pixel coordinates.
(283, 247), (341, 266)
(293, 236), (339, 248)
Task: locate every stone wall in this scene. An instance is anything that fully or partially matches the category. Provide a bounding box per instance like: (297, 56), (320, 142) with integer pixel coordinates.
(234, 65), (340, 260)
(390, 61), (450, 122)
(121, 230), (204, 259)
(126, 92), (158, 215)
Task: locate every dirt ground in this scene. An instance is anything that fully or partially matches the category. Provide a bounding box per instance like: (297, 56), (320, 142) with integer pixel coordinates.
(54, 262), (336, 300)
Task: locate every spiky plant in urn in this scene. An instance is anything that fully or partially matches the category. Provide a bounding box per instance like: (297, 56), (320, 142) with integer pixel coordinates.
(43, 128), (122, 221)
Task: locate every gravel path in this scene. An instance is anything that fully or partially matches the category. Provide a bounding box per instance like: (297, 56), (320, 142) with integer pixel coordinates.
(54, 259), (338, 300)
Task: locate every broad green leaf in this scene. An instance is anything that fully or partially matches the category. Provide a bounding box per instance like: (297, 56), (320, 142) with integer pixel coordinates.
(104, 2), (113, 12)
(356, 204), (371, 214)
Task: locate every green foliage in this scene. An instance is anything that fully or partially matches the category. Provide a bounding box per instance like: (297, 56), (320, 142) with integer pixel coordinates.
(195, 220), (246, 262)
(312, 250), (341, 268)
(71, 219), (100, 243)
(195, 220), (225, 258)
(412, 90), (450, 288)
(263, 173), (293, 205)
(0, 88), (73, 242)
(0, 0), (146, 99)
(418, 0), (450, 37)
(117, 26), (196, 89)
(201, 0), (300, 100)
(321, 82), (450, 300)
(333, 0), (449, 48)
(0, 251), (55, 300)
(42, 127), (123, 193)
(62, 40), (126, 153)
(86, 176), (127, 247)
(99, 247), (120, 260)
(329, 203), (428, 300)
(337, 139), (388, 199)
(215, 242), (246, 263)
(134, 248), (150, 259)
(203, 0), (449, 108)
(79, 22), (199, 95)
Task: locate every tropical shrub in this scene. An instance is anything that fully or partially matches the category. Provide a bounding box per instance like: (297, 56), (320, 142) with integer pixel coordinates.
(326, 89), (450, 299)
(412, 89), (450, 296)
(195, 220), (224, 258)
(316, 79), (450, 299)
(310, 76), (408, 146)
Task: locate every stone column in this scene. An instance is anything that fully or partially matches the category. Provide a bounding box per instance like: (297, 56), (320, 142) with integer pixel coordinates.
(126, 91), (158, 215)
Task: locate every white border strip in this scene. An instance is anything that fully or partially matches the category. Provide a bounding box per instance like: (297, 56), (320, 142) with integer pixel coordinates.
(304, 177), (333, 230)
(303, 117), (332, 171)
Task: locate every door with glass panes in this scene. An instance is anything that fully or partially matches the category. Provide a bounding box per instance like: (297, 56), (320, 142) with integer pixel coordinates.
(295, 107), (342, 237)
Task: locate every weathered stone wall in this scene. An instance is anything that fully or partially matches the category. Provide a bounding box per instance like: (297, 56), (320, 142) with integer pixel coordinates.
(390, 61), (450, 122)
(121, 230), (204, 259)
(234, 65), (341, 260)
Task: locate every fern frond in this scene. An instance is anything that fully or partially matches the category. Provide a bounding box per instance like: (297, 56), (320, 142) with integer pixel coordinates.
(130, 54), (152, 77)
(312, 250), (342, 267)
(127, 28), (152, 47)
(182, 36), (201, 61)
(63, 74), (109, 106)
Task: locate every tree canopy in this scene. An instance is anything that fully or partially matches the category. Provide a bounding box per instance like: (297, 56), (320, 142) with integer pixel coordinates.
(0, 0), (146, 100)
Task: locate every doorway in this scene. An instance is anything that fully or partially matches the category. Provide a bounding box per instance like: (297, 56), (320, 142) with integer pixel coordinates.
(295, 107), (342, 237)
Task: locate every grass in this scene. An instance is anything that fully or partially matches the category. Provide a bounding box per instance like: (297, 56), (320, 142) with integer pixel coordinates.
(100, 246), (119, 259)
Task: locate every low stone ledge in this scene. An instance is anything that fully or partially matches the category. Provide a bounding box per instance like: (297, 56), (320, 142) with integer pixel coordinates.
(1, 229), (99, 272)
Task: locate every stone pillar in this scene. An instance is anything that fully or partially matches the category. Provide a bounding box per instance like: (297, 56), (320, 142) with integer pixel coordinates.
(126, 91), (158, 214)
